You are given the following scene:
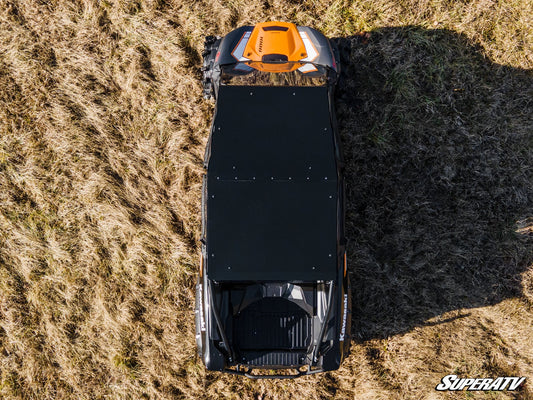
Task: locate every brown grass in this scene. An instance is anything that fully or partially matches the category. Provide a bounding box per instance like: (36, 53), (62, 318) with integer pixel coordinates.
(0, 0), (532, 399)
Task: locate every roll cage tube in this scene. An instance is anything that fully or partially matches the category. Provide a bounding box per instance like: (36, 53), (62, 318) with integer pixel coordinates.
(312, 280), (334, 364)
(208, 280), (235, 363)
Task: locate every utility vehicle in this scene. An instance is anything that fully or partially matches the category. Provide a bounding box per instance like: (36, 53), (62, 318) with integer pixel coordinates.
(195, 21), (350, 378)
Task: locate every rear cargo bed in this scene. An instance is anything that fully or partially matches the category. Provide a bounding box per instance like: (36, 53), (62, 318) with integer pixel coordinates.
(234, 297), (312, 351)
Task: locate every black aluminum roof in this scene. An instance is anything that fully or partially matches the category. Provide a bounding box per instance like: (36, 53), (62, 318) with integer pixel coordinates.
(206, 85), (338, 281)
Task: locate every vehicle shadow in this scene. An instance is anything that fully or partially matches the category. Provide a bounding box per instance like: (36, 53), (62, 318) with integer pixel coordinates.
(331, 27), (533, 341)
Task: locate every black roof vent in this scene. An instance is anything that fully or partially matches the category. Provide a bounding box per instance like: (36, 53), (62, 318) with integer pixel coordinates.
(262, 26), (289, 32)
(261, 53), (289, 62)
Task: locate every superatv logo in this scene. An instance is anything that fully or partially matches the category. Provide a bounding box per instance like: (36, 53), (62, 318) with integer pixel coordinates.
(436, 375), (526, 391)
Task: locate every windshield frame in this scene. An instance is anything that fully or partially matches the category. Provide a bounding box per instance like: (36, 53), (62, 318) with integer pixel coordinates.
(219, 61), (335, 87)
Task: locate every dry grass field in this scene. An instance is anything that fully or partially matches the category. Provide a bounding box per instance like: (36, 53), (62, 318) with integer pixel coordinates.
(1, 0), (532, 399)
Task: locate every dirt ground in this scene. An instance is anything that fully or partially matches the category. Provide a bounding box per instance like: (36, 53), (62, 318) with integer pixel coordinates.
(0, 1), (532, 399)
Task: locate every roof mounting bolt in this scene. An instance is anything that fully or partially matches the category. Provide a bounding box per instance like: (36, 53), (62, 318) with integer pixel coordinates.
(308, 166), (312, 170)
(271, 177), (274, 180)
(324, 177), (328, 180)
(232, 166), (236, 170)
(216, 176), (220, 180)
(329, 254), (332, 257)
(252, 176), (256, 180)
(217, 126), (221, 131)
(234, 176), (238, 180)
(292, 92), (296, 96)
(211, 195), (215, 198)
(288, 177), (292, 180)
(249, 92), (253, 96)
(329, 195), (332, 199)
(312, 266), (316, 270)
(211, 253), (215, 257)
(324, 127), (327, 131)
(227, 266), (231, 270)
(306, 177), (310, 180)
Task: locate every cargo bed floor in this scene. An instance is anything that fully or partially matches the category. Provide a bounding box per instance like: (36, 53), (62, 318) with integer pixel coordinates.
(234, 297), (312, 351)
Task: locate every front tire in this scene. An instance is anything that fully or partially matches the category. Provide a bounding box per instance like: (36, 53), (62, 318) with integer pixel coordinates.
(201, 36), (220, 100)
